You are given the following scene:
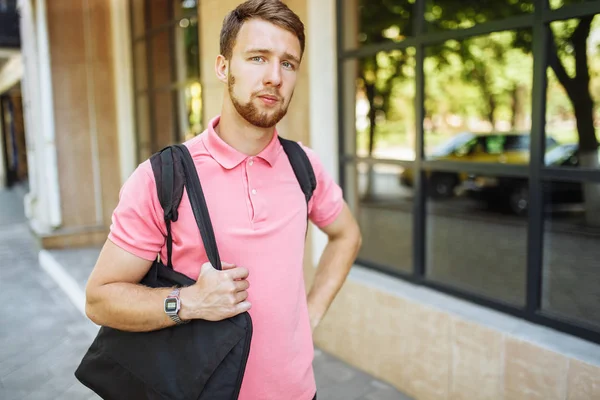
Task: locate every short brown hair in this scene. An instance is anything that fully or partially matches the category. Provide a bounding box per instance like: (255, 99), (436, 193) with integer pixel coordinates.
(220, 0), (305, 59)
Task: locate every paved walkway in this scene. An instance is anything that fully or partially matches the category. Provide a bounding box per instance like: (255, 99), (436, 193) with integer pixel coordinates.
(0, 186), (412, 400)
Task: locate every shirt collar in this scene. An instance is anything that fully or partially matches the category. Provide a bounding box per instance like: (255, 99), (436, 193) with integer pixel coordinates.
(203, 115), (282, 169)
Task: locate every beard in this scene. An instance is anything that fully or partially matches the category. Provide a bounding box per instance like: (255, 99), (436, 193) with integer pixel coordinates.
(228, 73), (290, 128)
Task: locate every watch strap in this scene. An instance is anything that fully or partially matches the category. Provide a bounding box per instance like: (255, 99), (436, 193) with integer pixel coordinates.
(165, 288), (188, 325)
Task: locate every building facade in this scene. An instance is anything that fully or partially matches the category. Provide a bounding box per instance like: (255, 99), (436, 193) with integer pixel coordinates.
(8, 0), (600, 398)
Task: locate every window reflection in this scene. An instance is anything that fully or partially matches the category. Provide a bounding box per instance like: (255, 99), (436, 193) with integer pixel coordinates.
(175, 16), (200, 81)
(426, 171), (528, 305)
(348, 162), (413, 273)
(342, 0), (415, 49)
(550, 0), (597, 10)
(424, 30), (534, 163)
(175, 0), (198, 18)
(425, 0), (534, 32)
(546, 16), (600, 169)
(130, 0), (202, 162)
(543, 179), (600, 329)
(178, 83), (203, 141)
(348, 50), (416, 161)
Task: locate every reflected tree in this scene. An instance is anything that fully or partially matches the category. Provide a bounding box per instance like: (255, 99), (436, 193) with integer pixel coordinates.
(355, 1), (599, 221)
(547, 15), (600, 225)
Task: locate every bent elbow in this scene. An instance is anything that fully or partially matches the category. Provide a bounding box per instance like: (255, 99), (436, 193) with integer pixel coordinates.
(84, 286), (103, 325)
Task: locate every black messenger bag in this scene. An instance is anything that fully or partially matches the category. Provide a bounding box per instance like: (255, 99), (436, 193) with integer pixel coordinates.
(75, 138), (316, 400)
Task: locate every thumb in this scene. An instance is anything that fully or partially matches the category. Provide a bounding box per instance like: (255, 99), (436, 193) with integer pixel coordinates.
(198, 261), (216, 279)
(221, 262), (236, 271)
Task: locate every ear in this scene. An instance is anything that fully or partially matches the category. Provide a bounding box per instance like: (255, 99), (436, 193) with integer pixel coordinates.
(215, 55), (228, 84)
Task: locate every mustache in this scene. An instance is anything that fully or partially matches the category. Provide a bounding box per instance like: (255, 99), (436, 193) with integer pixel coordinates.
(253, 90), (282, 100)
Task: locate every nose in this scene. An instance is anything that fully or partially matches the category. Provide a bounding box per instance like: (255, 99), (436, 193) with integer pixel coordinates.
(263, 61), (282, 88)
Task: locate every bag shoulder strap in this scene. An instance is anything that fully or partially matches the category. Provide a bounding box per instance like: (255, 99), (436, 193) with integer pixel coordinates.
(150, 145), (222, 271)
(150, 138), (315, 270)
(172, 144), (222, 271)
(278, 137), (317, 205)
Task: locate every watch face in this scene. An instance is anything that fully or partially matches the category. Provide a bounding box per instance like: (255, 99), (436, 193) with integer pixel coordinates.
(165, 298), (179, 314)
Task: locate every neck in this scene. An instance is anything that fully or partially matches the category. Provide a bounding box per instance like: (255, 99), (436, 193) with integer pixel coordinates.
(215, 98), (275, 156)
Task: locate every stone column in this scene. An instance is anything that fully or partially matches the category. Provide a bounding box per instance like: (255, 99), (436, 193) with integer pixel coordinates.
(21, 0), (123, 248)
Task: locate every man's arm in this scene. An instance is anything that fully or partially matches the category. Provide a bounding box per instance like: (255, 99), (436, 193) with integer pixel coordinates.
(306, 203), (362, 332)
(85, 239), (251, 332)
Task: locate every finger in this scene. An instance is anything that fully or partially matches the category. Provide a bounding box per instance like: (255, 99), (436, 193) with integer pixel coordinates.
(234, 301), (251, 315)
(224, 266), (249, 280)
(198, 262), (216, 279)
(234, 279), (250, 292)
(234, 290), (249, 303)
(221, 262), (236, 270)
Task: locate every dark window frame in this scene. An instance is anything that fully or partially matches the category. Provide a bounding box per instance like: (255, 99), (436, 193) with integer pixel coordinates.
(337, 0), (600, 345)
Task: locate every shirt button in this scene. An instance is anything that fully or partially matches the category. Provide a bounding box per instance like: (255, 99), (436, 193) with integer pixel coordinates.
(249, 159), (254, 166)
(251, 189), (257, 195)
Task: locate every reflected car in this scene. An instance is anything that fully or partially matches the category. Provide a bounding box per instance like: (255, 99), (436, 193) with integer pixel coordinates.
(399, 132), (559, 199)
(464, 143), (598, 215)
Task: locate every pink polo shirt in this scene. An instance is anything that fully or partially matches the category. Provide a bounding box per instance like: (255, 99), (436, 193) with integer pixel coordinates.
(108, 115), (343, 400)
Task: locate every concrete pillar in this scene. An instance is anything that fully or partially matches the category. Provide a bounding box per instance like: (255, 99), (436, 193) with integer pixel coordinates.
(20, 0), (123, 248)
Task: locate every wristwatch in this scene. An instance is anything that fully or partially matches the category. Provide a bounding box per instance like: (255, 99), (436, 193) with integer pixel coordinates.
(164, 288), (187, 325)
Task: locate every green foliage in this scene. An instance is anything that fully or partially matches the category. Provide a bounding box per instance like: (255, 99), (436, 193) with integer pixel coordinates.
(351, 0), (600, 156)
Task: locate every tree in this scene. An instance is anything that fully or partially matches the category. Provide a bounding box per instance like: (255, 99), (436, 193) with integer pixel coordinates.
(547, 15), (600, 225)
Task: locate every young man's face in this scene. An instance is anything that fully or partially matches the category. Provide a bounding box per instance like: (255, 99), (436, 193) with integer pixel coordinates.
(226, 18), (302, 128)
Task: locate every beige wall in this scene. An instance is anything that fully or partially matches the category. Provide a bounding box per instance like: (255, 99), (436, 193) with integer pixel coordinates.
(45, 0), (121, 244)
(312, 276), (600, 400)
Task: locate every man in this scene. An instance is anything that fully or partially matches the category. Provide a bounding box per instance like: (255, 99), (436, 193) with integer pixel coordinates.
(84, 0), (362, 399)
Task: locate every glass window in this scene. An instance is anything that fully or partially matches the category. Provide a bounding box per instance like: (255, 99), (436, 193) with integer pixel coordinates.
(174, 16), (200, 82)
(178, 82), (203, 141)
(550, 0), (598, 10)
(349, 162), (414, 273)
(129, 0), (202, 162)
(342, 0), (415, 50)
(345, 50), (416, 161)
(174, 0), (198, 18)
(425, 0), (534, 32)
(545, 16), (600, 170)
(542, 179), (600, 329)
(426, 171), (528, 305)
(424, 29), (534, 164)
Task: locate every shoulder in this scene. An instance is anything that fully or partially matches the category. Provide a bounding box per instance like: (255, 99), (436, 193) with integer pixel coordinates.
(295, 142), (330, 177)
(182, 131), (210, 158)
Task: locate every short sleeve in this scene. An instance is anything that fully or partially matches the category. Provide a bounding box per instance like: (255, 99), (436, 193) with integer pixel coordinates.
(301, 144), (344, 228)
(108, 161), (167, 261)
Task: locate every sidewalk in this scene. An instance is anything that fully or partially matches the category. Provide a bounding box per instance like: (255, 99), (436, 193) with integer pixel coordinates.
(0, 186), (412, 400)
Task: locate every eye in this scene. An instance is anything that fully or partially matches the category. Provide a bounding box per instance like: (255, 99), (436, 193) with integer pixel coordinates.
(250, 56), (265, 63)
(282, 61), (295, 70)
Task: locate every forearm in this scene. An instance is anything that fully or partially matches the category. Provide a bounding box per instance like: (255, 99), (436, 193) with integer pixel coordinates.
(85, 283), (176, 332)
(307, 232), (361, 329)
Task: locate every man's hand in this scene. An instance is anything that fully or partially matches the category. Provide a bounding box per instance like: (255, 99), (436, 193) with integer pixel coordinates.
(179, 262), (251, 321)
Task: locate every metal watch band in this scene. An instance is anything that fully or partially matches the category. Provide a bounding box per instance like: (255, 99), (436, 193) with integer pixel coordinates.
(166, 288), (188, 325)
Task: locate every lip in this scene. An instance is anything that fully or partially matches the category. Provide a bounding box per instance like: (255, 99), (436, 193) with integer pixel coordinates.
(258, 95), (279, 102)
(258, 95), (280, 105)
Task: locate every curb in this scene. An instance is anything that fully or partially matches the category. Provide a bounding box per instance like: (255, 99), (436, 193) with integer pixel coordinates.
(39, 249), (88, 319)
